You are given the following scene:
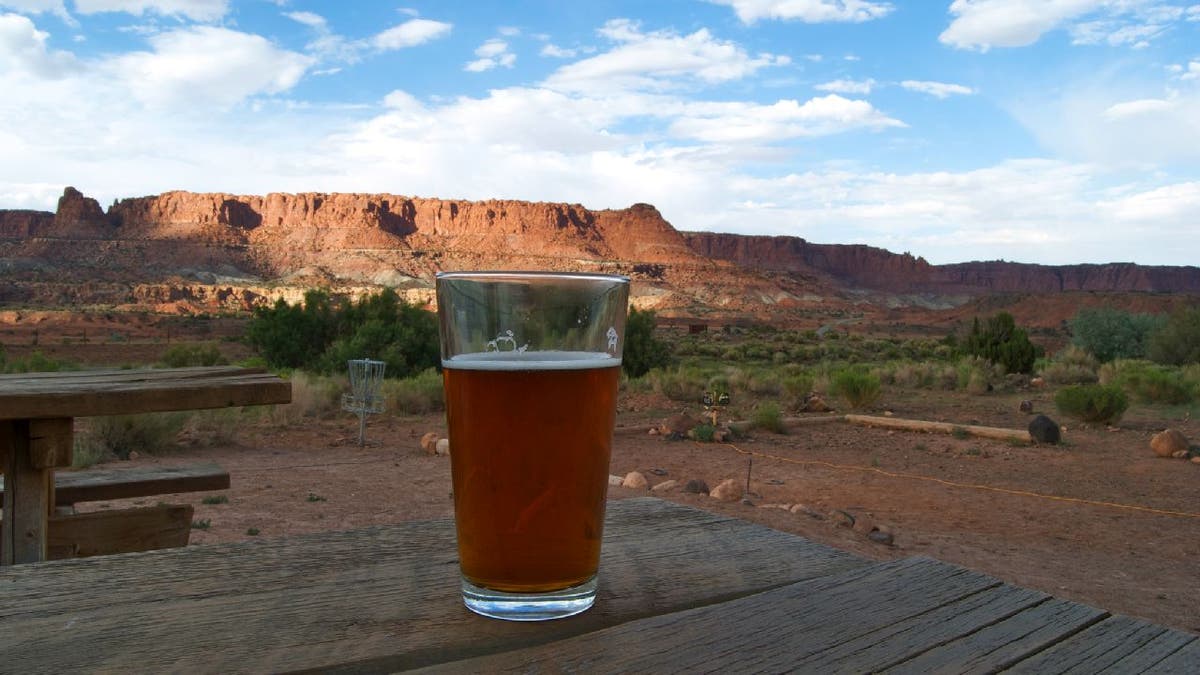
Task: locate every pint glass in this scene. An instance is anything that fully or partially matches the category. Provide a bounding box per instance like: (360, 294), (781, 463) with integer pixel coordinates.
(436, 271), (629, 621)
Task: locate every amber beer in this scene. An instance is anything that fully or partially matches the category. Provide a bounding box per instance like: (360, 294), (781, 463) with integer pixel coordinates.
(443, 351), (620, 593)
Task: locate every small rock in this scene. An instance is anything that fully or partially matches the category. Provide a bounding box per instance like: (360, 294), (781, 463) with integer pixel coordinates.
(1150, 429), (1189, 458)
(829, 509), (856, 528)
(651, 479), (678, 492)
(803, 394), (832, 413)
(419, 431), (439, 454)
(1031, 377), (1045, 388)
(435, 438), (450, 456)
(1019, 400), (1034, 414)
(709, 478), (742, 502)
(760, 503), (791, 510)
(683, 479), (710, 494)
(883, 409), (895, 417)
(608, 474), (624, 487)
(712, 430), (728, 443)
(1172, 450), (1189, 459)
(648, 427), (659, 436)
(1028, 415), (1061, 445)
(649, 468), (668, 476)
(127, 450), (140, 461)
(1192, 456), (1200, 464)
(852, 516), (876, 535)
(867, 529), (895, 546)
(740, 497), (755, 506)
(659, 413), (701, 439)
(789, 503), (821, 518)
(622, 471), (648, 490)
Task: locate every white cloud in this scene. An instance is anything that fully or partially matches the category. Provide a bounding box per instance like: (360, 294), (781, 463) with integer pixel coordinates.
(668, 94), (905, 142)
(1101, 181), (1200, 222)
(1175, 59), (1200, 81)
(544, 19), (788, 94)
(475, 39), (508, 59)
(814, 78), (874, 94)
(371, 18), (452, 51)
(105, 26), (312, 109)
(710, 0), (893, 24)
(900, 80), (975, 98)
(465, 38), (515, 72)
(284, 10), (325, 28)
(541, 43), (577, 58)
(498, 26), (520, 37)
(942, 0), (1195, 51)
(1104, 98), (1172, 119)
(0, 12), (75, 77)
(0, 0), (71, 22)
(73, 0), (228, 21)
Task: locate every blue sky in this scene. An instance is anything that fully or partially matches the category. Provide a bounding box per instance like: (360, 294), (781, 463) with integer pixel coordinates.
(1, 1), (1198, 266)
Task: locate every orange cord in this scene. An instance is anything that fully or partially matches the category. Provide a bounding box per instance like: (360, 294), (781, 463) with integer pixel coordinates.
(716, 442), (1200, 521)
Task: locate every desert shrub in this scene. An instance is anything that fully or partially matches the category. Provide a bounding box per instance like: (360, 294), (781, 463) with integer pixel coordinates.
(961, 312), (1041, 374)
(381, 368), (445, 415)
(650, 366), (707, 403)
(830, 369), (881, 409)
(3, 350), (77, 373)
(692, 423), (716, 442)
(1148, 306), (1200, 365)
(79, 412), (189, 460)
(271, 371), (344, 424)
(247, 288), (439, 378)
(160, 343), (227, 368)
(751, 401), (787, 433)
(781, 372), (815, 409)
(1100, 359), (1193, 404)
(622, 307), (673, 377)
(1069, 307), (1165, 362)
(1039, 345), (1099, 385)
(71, 435), (108, 469)
(181, 408), (243, 447)
(1054, 384), (1128, 424)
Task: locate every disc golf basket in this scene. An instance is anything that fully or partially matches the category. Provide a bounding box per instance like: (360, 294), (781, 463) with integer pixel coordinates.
(341, 358), (386, 446)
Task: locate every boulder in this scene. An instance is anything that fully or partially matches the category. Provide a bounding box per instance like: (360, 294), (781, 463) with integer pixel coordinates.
(682, 479), (710, 494)
(709, 478), (742, 502)
(1150, 429), (1189, 458)
(608, 474), (624, 487)
(1019, 400), (1034, 414)
(1028, 415), (1061, 444)
(419, 432), (439, 454)
(659, 413), (701, 440)
(435, 438), (450, 456)
(802, 394), (832, 413)
(621, 471), (648, 489)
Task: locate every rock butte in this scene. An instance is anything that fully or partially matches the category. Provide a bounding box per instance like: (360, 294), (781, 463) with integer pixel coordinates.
(1, 187), (1198, 326)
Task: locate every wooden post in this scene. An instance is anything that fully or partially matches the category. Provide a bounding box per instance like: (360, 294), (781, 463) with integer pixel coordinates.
(1, 420), (51, 564)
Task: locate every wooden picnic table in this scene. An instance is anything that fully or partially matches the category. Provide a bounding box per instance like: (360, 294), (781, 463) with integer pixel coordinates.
(0, 366), (291, 565)
(0, 497), (1194, 672)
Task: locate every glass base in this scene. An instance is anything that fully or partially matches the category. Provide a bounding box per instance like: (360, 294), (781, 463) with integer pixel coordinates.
(461, 575), (597, 621)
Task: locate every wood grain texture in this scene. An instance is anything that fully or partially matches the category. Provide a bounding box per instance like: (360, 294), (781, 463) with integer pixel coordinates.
(28, 417), (73, 468)
(46, 504), (194, 559)
(0, 498), (868, 673)
(0, 462), (231, 505)
(0, 366), (291, 420)
(1144, 639), (1200, 673)
(1, 420), (50, 564)
(1005, 615), (1195, 674)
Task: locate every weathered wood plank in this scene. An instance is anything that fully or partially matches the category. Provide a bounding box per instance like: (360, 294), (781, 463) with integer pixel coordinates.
(28, 417), (73, 468)
(0, 462), (231, 505)
(416, 557), (1004, 674)
(47, 504), (193, 559)
(791, 585), (1050, 673)
(0, 367), (290, 420)
(0, 498), (870, 673)
(1, 420), (51, 564)
(882, 597), (1107, 674)
(1143, 638), (1200, 673)
(1005, 615), (1177, 674)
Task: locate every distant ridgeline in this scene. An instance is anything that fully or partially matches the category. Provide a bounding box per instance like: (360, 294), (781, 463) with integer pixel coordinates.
(0, 187), (1198, 320)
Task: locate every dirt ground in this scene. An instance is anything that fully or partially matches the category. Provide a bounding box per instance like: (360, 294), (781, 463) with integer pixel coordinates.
(72, 386), (1200, 636)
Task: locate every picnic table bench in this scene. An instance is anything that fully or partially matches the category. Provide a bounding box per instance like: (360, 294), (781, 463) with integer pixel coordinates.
(0, 366), (290, 565)
(0, 497), (1194, 672)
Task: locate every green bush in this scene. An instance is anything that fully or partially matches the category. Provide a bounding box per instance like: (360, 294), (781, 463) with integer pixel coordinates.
(1100, 360), (1193, 404)
(1069, 307), (1165, 362)
(649, 366), (707, 403)
(751, 402), (787, 433)
(1039, 345), (1099, 385)
(831, 369), (881, 409)
(1054, 384), (1129, 424)
(961, 312), (1041, 374)
(3, 350), (77, 373)
(692, 423), (716, 442)
(1148, 307), (1200, 365)
(160, 343), (227, 368)
(247, 288), (439, 378)
(622, 307), (672, 378)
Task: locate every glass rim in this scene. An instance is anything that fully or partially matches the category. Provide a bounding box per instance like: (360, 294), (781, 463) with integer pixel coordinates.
(435, 270), (629, 284)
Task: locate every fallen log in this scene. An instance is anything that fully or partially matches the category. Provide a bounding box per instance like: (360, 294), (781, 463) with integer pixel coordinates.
(844, 414), (1031, 444)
